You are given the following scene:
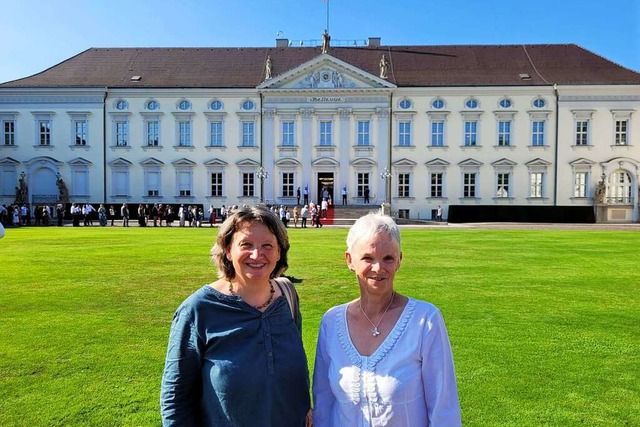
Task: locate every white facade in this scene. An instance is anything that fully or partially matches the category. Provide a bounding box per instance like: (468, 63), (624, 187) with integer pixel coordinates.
(1, 52), (639, 222)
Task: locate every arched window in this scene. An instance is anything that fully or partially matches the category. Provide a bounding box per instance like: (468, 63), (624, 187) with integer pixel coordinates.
(608, 170), (632, 204)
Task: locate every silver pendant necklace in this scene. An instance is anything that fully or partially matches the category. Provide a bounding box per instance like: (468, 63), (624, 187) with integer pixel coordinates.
(359, 292), (395, 337)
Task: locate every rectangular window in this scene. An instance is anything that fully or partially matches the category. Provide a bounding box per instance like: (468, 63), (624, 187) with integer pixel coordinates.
(398, 121), (411, 146)
(498, 121), (511, 146)
(530, 172), (543, 198)
(615, 120), (628, 145)
(357, 172), (369, 198)
(242, 122), (255, 147)
(357, 120), (370, 146)
(319, 121), (332, 146)
(39, 120), (51, 145)
(282, 172), (294, 197)
(147, 121), (159, 146)
(178, 171), (191, 196)
(74, 121), (88, 146)
(431, 121), (444, 147)
(398, 173), (410, 197)
(179, 121), (191, 147)
(242, 172), (255, 197)
(72, 170), (89, 196)
(282, 121), (295, 146)
(574, 172), (587, 197)
(463, 173), (476, 198)
(114, 171), (128, 196)
(430, 172), (443, 198)
(116, 121), (128, 146)
(211, 172), (223, 197)
(497, 173), (509, 198)
(464, 121), (477, 146)
(146, 171), (160, 196)
(210, 121), (223, 147)
(4, 120), (15, 145)
(575, 120), (588, 146)
(532, 121), (545, 146)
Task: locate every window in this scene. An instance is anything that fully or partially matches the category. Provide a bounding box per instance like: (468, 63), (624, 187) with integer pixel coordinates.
(530, 172), (543, 198)
(533, 98), (546, 108)
(147, 100), (159, 111)
(177, 171), (192, 196)
(116, 121), (128, 146)
(499, 98), (512, 108)
(399, 99), (412, 109)
(146, 121), (159, 146)
(178, 121), (191, 146)
(211, 100), (223, 110)
(464, 121), (477, 146)
(357, 172), (369, 198)
(430, 172), (443, 198)
(398, 121), (411, 146)
(531, 121), (545, 146)
(463, 173), (476, 197)
(145, 171), (160, 197)
(432, 99), (445, 109)
(465, 99), (479, 109)
(39, 120), (52, 145)
(397, 173), (410, 197)
(113, 170), (129, 196)
(282, 172), (294, 197)
(498, 120), (511, 146)
(319, 121), (332, 146)
(115, 100), (128, 110)
(357, 120), (370, 146)
(497, 173), (509, 198)
(610, 171), (632, 204)
(4, 120), (15, 145)
(74, 121), (88, 145)
(431, 121), (444, 146)
(242, 122), (255, 146)
(178, 100), (190, 110)
(574, 172), (587, 197)
(615, 120), (628, 145)
(242, 100), (255, 110)
(282, 121), (295, 146)
(210, 121), (223, 147)
(211, 172), (223, 197)
(576, 120), (589, 145)
(242, 172), (255, 197)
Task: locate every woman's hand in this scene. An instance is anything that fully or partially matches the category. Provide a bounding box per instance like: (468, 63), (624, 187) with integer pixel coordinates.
(305, 409), (313, 427)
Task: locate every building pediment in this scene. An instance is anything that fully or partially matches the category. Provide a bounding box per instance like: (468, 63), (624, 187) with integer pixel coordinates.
(351, 158), (377, 166)
(0, 156), (20, 166)
(425, 158), (451, 167)
(67, 157), (93, 166)
(491, 158), (517, 167)
(109, 157), (133, 166)
(458, 158), (484, 167)
(525, 158), (552, 167)
(392, 158), (417, 167)
(140, 157), (164, 166)
(569, 158), (596, 167)
(235, 158), (260, 167)
(258, 54), (395, 91)
(312, 157), (340, 167)
(25, 156), (63, 167)
(203, 158), (228, 167)
(275, 157), (301, 167)
(172, 158), (197, 167)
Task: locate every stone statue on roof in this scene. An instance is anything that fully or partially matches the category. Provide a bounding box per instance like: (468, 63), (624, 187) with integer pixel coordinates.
(265, 55), (273, 80)
(321, 30), (330, 54)
(380, 55), (389, 79)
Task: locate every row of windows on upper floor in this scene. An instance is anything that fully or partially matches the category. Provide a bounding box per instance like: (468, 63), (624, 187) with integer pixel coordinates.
(112, 97), (547, 112)
(0, 115), (632, 149)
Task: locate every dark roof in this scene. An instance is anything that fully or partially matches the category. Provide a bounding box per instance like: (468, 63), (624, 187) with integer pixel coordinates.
(2, 44), (639, 88)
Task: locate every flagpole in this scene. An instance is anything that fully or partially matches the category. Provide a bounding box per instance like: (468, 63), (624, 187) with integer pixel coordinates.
(326, 0), (329, 33)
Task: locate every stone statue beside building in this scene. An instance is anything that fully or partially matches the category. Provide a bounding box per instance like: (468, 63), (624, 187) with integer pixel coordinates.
(380, 55), (389, 79)
(595, 180), (606, 204)
(15, 173), (28, 204)
(321, 30), (330, 54)
(265, 55), (273, 80)
(57, 175), (70, 203)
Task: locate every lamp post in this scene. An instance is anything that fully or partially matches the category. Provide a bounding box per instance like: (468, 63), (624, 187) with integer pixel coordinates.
(257, 167), (269, 204)
(380, 167), (392, 215)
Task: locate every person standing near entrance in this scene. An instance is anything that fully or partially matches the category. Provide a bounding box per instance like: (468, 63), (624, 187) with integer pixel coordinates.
(364, 187), (370, 204)
(437, 205), (443, 222)
(297, 186), (301, 206)
(303, 185), (309, 206)
(341, 186), (347, 205)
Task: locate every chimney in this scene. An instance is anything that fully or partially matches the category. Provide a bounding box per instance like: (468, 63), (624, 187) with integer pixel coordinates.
(276, 38), (289, 48)
(367, 37), (381, 47)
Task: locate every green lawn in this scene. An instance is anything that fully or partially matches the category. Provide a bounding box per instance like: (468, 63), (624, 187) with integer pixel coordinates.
(1, 226), (638, 426)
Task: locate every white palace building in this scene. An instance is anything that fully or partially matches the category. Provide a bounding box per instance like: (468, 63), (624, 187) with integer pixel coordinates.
(1, 36), (640, 222)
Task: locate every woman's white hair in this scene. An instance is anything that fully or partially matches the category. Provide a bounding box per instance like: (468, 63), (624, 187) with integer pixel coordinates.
(346, 211), (401, 252)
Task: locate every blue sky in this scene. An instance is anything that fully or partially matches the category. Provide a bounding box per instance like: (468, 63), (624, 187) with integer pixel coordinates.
(1, 0), (639, 83)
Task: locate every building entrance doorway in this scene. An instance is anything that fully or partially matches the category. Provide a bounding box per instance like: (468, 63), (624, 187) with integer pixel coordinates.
(317, 173), (334, 204)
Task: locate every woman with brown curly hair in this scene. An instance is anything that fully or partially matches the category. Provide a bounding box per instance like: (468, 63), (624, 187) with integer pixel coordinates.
(161, 205), (311, 426)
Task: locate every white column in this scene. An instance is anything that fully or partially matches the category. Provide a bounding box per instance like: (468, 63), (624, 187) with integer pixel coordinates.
(338, 108), (351, 193)
(300, 108), (314, 194)
(262, 109), (276, 203)
(376, 108), (390, 204)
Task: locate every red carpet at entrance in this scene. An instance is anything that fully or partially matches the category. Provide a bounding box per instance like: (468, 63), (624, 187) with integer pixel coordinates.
(322, 205), (335, 225)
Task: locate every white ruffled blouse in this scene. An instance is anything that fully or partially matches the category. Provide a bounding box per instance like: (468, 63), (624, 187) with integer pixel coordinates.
(312, 298), (461, 427)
